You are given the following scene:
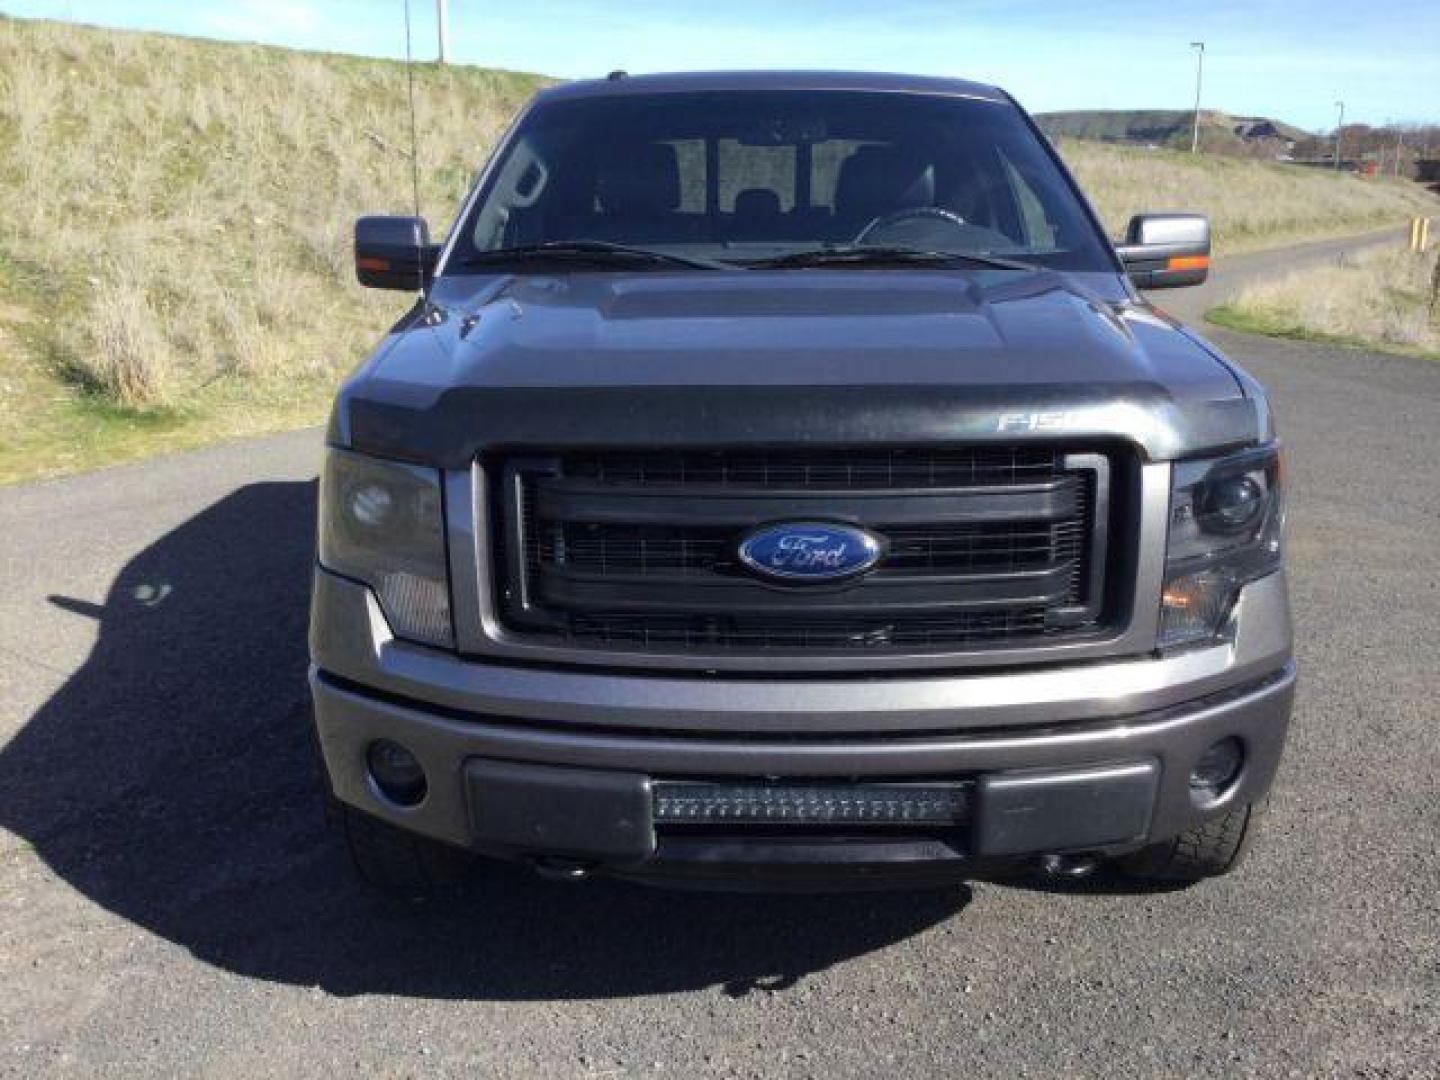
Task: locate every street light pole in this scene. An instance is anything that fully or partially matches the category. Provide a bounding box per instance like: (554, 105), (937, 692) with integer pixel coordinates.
(1189, 41), (1205, 154)
(437, 0), (449, 64)
(1333, 101), (1345, 170)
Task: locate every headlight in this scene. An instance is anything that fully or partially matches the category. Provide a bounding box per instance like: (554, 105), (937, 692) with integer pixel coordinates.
(319, 449), (453, 648)
(1160, 444), (1284, 649)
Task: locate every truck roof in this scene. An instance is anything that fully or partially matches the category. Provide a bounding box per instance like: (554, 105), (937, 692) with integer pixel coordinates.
(536, 70), (1009, 104)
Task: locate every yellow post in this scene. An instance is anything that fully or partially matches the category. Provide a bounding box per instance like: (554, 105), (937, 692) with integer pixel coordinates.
(1411, 217), (1433, 253)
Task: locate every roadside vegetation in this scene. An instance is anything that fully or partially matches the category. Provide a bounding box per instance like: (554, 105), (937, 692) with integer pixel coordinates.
(1059, 140), (1436, 254)
(1210, 246), (1440, 361)
(0, 16), (546, 482)
(1, 15), (1436, 483)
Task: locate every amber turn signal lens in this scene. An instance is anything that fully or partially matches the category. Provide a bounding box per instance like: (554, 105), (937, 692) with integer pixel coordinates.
(357, 257), (391, 272)
(1162, 584), (1194, 610)
(1159, 569), (1237, 646)
(1166, 255), (1210, 271)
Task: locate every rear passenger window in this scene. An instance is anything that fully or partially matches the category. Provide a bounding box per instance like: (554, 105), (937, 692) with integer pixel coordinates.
(718, 140), (796, 211)
(666, 139), (708, 213)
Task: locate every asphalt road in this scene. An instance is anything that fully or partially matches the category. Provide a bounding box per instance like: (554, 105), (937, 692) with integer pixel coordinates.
(2, 231), (1437, 1077)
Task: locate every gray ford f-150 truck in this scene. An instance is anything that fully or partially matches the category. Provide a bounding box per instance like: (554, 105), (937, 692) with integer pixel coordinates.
(310, 71), (1294, 893)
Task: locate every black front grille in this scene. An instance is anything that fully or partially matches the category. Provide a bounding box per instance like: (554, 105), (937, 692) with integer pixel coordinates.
(493, 447), (1111, 657)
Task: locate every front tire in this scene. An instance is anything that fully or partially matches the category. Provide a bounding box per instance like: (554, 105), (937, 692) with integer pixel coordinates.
(341, 807), (469, 898)
(1118, 803), (1260, 883)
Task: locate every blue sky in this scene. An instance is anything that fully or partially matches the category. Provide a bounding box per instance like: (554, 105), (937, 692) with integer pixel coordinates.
(5, 0), (1437, 129)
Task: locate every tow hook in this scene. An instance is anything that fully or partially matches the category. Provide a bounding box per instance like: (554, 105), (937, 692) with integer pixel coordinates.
(531, 857), (596, 883)
(1037, 853), (1101, 879)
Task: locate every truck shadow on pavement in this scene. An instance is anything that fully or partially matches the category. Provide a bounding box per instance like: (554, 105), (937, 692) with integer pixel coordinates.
(0, 480), (968, 1000)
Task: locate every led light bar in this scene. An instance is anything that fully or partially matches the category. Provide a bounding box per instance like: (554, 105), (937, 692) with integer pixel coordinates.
(652, 782), (970, 827)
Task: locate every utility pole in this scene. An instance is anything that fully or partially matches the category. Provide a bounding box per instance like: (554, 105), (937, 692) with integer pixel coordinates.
(1189, 42), (1205, 154)
(1395, 127), (1405, 177)
(1333, 101), (1345, 170)
(437, 0), (450, 64)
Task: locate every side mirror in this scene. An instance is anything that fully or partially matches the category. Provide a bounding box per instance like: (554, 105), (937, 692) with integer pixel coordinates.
(355, 216), (440, 291)
(1115, 213), (1211, 289)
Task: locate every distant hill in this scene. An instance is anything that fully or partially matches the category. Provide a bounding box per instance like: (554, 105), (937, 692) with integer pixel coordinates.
(1037, 110), (1312, 157)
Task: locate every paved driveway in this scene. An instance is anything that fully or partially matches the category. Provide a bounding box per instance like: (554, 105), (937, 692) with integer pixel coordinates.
(1, 232), (1436, 1077)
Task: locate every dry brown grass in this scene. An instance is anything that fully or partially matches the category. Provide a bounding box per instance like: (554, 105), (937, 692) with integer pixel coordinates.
(0, 14), (546, 480)
(1060, 139), (1437, 253)
(1211, 245), (1440, 359)
(0, 19), (544, 400)
(84, 280), (175, 405)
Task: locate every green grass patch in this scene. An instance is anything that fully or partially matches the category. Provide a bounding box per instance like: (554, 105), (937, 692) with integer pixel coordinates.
(1209, 304), (1440, 361)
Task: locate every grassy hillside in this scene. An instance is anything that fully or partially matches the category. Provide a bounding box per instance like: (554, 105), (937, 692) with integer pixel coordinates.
(0, 16), (1435, 483)
(1060, 138), (1435, 253)
(0, 16), (548, 482)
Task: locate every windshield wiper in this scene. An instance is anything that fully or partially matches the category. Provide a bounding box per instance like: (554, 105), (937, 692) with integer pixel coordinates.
(748, 247), (1044, 272)
(455, 240), (726, 271)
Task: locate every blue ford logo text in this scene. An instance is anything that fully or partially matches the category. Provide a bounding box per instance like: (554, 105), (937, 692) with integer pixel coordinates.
(737, 523), (884, 583)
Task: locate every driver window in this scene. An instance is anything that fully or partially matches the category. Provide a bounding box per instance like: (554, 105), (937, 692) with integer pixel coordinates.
(472, 138), (550, 248)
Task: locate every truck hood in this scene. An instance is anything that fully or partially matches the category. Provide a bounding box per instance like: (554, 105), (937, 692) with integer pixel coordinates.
(338, 269), (1261, 466)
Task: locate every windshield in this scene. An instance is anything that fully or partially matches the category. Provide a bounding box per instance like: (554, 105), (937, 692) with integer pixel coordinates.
(449, 90), (1115, 273)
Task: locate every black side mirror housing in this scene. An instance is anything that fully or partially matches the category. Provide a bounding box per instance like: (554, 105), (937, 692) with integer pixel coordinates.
(355, 216), (440, 291)
(1115, 213), (1211, 289)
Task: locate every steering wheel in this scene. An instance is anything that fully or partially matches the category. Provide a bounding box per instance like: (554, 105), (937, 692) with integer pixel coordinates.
(855, 206), (968, 246)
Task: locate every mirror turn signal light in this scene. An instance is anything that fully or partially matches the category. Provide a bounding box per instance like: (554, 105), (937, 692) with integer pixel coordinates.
(1166, 254), (1210, 272)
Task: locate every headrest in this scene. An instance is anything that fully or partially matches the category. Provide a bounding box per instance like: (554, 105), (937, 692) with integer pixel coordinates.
(597, 143), (680, 215)
(734, 188), (782, 219)
(834, 145), (934, 221)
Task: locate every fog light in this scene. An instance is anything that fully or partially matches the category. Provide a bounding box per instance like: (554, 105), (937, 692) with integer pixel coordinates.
(1190, 737), (1243, 796)
(367, 739), (427, 806)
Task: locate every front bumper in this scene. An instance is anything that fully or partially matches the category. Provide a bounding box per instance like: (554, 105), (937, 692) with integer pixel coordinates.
(310, 569), (1295, 888)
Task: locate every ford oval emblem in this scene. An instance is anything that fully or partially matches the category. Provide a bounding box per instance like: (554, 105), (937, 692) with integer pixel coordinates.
(737, 522), (884, 584)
